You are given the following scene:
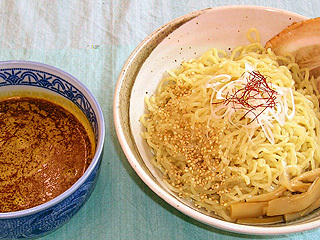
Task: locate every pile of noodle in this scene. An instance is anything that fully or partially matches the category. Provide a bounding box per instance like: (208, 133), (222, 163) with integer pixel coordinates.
(140, 29), (320, 222)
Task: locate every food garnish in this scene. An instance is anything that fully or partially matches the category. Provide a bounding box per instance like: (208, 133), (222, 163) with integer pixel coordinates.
(265, 17), (320, 79)
(206, 64), (295, 144)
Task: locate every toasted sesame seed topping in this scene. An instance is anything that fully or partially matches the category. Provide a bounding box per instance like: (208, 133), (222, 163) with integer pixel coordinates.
(143, 80), (241, 207)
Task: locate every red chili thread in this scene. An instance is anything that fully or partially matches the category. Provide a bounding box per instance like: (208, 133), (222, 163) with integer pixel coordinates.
(214, 71), (278, 124)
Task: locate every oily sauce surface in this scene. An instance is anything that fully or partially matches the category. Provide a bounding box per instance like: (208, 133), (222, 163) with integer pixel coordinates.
(0, 97), (95, 212)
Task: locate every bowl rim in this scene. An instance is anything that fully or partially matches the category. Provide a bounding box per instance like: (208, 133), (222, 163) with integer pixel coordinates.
(0, 60), (105, 219)
(114, 5), (316, 235)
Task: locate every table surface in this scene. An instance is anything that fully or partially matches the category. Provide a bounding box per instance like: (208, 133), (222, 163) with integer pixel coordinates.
(1, 1), (320, 239)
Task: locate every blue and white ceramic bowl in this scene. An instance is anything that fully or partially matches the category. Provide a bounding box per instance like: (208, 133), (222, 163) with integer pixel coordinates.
(0, 61), (105, 239)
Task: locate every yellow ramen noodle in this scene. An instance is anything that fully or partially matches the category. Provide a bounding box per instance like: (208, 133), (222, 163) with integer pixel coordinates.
(140, 29), (320, 222)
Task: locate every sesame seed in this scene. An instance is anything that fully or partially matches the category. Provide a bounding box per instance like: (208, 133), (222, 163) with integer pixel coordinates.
(144, 78), (239, 210)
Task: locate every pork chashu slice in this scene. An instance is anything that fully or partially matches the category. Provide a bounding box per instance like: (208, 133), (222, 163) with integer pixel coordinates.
(265, 17), (320, 78)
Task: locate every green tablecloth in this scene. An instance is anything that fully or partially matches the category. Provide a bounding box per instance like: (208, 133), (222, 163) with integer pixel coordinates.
(1, 0), (319, 239)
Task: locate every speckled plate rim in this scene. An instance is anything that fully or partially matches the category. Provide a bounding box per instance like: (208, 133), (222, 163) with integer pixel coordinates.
(113, 5), (318, 235)
(0, 60), (105, 219)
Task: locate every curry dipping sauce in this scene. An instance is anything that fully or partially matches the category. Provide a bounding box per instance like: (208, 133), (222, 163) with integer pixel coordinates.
(0, 93), (96, 213)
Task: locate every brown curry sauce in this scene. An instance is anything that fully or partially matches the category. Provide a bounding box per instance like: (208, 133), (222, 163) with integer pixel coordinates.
(0, 97), (95, 212)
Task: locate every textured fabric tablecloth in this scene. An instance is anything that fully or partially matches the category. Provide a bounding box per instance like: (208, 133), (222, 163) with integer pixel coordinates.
(1, 0), (320, 239)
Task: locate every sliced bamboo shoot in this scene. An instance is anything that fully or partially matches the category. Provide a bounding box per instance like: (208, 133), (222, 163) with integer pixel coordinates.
(237, 215), (284, 225)
(230, 202), (268, 219)
(284, 196), (320, 222)
(246, 186), (286, 202)
(267, 177), (320, 216)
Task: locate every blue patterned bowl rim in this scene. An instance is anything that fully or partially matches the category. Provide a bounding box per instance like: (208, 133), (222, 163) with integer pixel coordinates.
(0, 60), (105, 219)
